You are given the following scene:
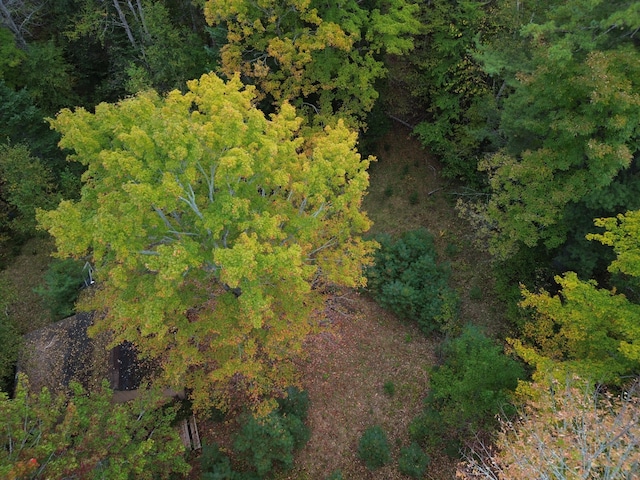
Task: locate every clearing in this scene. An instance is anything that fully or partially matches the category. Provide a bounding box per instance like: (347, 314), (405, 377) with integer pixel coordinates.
(200, 124), (506, 479)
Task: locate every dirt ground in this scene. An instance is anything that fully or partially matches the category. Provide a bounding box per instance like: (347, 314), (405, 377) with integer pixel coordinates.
(282, 290), (459, 479)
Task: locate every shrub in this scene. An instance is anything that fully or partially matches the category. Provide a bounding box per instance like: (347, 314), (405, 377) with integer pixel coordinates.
(218, 387), (311, 478)
(366, 229), (459, 334)
(201, 443), (234, 480)
(358, 425), (391, 470)
(0, 144), (59, 235)
(398, 442), (430, 478)
(383, 380), (395, 396)
(277, 386), (309, 420)
(469, 285), (483, 301)
(408, 406), (445, 448)
(281, 412), (311, 450)
(234, 413), (295, 477)
(426, 325), (525, 440)
(34, 258), (86, 319)
(200, 442), (263, 480)
(326, 471), (344, 480)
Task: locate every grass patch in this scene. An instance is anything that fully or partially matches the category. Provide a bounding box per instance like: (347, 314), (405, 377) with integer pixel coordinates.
(383, 380), (395, 397)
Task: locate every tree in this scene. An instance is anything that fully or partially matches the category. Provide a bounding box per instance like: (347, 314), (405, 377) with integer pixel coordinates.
(513, 209), (640, 384)
(459, 377), (640, 480)
(203, 0), (420, 126)
(517, 272), (640, 384)
(409, 0), (501, 183)
(69, 0), (210, 95)
(0, 0), (45, 48)
(0, 80), (61, 159)
(475, 0), (640, 260)
(2, 39), (79, 113)
(0, 144), (59, 236)
(0, 374), (190, 479)
(589, 209), (640, 279)
(0, 27), (23, 74)
(38, 72), (376, 413)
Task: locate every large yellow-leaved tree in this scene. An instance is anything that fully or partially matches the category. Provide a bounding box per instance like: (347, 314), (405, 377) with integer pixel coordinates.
(38, 73), (376, 412)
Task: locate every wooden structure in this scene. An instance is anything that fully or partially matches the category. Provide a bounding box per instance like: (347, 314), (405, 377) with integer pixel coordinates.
(178, 415), (201, 450)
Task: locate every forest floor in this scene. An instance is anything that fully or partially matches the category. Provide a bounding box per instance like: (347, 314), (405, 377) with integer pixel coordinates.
(1, 235), (54, 335)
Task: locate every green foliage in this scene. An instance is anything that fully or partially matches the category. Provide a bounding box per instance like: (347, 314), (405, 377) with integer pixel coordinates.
(0, 273), (19, 393)
(357, 425), (392, 470)
(201, 443), (235, 480)
(326, 471), (344, 480)
(590, 210), (640, 278)
(38, 72), (376, 413)
(409, 0), (500, 183)
(280, 412), (311, 450)
(420, 325), (524, 443)
(366, 228), (459, 334)
(0, 80), (62, 166)
(408, 405), (445, 448)
(4, 40), (78, 114)
(124, 2), (210, 94)
(0, 81), (61, 160)
(398, 442), (430, 478)
(491, 245), (554, 327)
(204, 0), (421, 126)
(34, 258), (85, 320)
(469, 285), (482, 301)
(234, 414), (295, 477)
(477, 1), (640, 258)
(0, 144), (59, 236)
(383, 380), (395, 396)
(0, 28), (24, 78)
(69, 0), (210, 97)
(516, 210), (640, 384)
(0, 374), (190, 479)
(201, 442), (262, 480)
(233, 387), (310, 477)
(276, 386), (309, 421)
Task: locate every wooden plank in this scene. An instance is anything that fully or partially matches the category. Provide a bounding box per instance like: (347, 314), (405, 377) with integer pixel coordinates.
(177, 415), (201, 450)
(188, 415), (201, 450)
(178, 419), (190, 449)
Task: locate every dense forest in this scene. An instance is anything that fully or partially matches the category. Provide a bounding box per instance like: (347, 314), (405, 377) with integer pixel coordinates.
(1, 0), (640, 478)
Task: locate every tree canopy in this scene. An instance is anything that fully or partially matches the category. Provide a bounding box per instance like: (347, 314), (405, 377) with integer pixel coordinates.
(513, 210), (640, 384)
(38, 72), (376, 412)
(204, 0), (420, 126)
(477, 0), (640, 259)
(0, 374), (189, 479)
(459, 377), (640, 480)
